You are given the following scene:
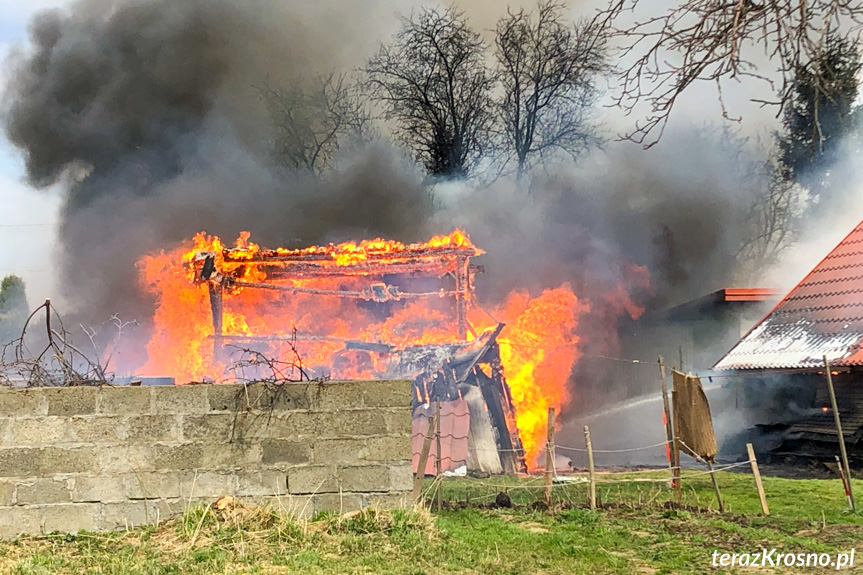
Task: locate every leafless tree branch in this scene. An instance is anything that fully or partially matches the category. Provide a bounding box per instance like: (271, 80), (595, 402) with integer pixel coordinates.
(365, 7), (496, 178)
(597, 0), (863, 147)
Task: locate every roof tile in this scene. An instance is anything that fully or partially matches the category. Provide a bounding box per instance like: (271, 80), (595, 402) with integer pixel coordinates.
(715, 220), (863, 370)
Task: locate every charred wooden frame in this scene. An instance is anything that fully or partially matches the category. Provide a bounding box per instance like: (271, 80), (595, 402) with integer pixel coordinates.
(189, 240), (525, 472)
(192, 244), (483, 349)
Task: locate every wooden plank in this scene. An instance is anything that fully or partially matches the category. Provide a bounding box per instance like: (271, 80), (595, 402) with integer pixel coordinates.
(544, 407), (556, 507)
(746, 443), (769, 515)
(412, 414), (436, 503)
(584, 425), (596, 510)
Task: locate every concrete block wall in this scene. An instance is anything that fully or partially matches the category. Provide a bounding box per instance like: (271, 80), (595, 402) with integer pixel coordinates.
(0, 380), (412, 538)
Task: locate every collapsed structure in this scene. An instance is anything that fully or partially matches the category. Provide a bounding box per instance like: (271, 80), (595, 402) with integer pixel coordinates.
(189, 231), (526, 474)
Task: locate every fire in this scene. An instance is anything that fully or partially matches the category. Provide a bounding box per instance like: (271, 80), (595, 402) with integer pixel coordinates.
(137, 230), (483, 382)
(136, 229), (635, 471)
(469, 288), (586, 466)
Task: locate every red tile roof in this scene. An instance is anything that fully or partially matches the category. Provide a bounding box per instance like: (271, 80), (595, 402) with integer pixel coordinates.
(714, 219), (863, 370)
(412, 399), (470, 474)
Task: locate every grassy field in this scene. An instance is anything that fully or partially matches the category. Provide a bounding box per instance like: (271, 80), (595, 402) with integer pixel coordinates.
(2, 470), (863, 574)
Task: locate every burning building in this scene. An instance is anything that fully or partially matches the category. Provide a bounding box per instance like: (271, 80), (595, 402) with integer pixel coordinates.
(138, 230), (585, 473)
(713, 219), (863, 463)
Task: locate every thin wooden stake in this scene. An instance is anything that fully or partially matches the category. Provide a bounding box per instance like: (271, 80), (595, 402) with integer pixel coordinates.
(435, 398), (442, 512)
(746, 443), (769, 515)
(44, 299), (52, 346)
(544, 407), (556, 507)
(584, 425), (596, 510)
(412, 413), (436, 503)
(837, 455), (854, 510)
(824, 356), (855, 512)
(706, 460), (725, 513)
(671, 387), (682, 505)
(658, 357), (675, 488)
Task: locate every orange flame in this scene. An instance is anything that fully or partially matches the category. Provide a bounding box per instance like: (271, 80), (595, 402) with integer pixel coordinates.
(137, 230), (642, 471)
(469, 287), (586, 466)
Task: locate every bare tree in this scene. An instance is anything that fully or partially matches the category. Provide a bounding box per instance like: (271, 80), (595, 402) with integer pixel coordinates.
(598, 0), (863, 147)
(710, 128), (807, 276)
(495, 1), (608, 178)
(365, 7), (496, 178)
(259, 73), (371, 174)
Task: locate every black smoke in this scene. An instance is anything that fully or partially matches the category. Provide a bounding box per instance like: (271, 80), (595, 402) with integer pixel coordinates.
(3, 0), (789, 384)
(3, 0), (434, 326)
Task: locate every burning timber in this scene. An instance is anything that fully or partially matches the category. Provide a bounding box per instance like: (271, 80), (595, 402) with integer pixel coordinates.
(188, 231), (526, 474)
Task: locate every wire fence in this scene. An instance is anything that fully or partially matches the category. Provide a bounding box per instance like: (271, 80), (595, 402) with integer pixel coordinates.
(413, 427), (766, 513)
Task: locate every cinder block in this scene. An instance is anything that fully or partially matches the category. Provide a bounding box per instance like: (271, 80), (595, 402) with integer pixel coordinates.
(362, 380), (411, 409)
(181, 414), (236, 442)
(261, 440), (311, 466)
(0, 480), (15, 506)
(388, 464), (414, 492)
(264, 412), (320, 439)
(254, 383), (312, 411)
(153, 442), (250, 471)
(153, 443), (206, 470)
(69, 416), (123, 444)
(0, 448), (40, 477)
(237, 470), (287, 497)
(16, 478), (70, 505)
(212, 382), (312, 411)
(6, 417), (69, 447)
(101, 500), (159, 529)
(71, 475), (126, 503)
(180, 471), (236, 499)
(337, 465), (390, 493)
(315, 492), (364, 514)
(96, 445), (153, 474)
(44, 386), (99, 416)
(42, 503), (100, 533)
(0, 505), (42, 538)
(311, 381), (365, 411)
(364, 492), (408, 510)
(226, 411), (274, 442)
(100, 386), (152, 415)
(125, 415), (180, 443)
(206, 383), (244, 412)
(152, 385), (210, 414)
(313, 436), (410, 466)
(149, 498), (184, 523)
(384, 409), (413, 435)
(41, 446), (100, 475)
(329, 409), (389, 437)
(287, 466), (337, 494)
(124, 472), (181, 500)
(0, 388), (45, 417)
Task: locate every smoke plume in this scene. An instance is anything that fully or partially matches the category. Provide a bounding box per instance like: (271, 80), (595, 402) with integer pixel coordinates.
(3, 0), (801, 383)
(2, 0), (436, 324)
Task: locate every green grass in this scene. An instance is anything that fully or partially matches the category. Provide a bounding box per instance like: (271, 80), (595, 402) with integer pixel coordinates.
(2, 471), (862, 574)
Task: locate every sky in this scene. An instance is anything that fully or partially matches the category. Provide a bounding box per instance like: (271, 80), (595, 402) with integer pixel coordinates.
(0, 0), (65, 306)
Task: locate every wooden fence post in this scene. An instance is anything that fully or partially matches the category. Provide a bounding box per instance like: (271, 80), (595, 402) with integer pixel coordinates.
(412, 413), (436, 503)
(671, 386), (682, 505)
(544, 407), (556, 507)
(584, 425), (596, 510)
(746, 443), (769, 515)
(658, 357), (675, 488)
(435, 399), (443, 512)
(706, 461), (725, 513)
(824, 356), (855, 512)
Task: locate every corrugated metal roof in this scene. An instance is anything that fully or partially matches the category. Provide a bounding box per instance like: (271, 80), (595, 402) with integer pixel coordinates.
(714, 220), (863, 370)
